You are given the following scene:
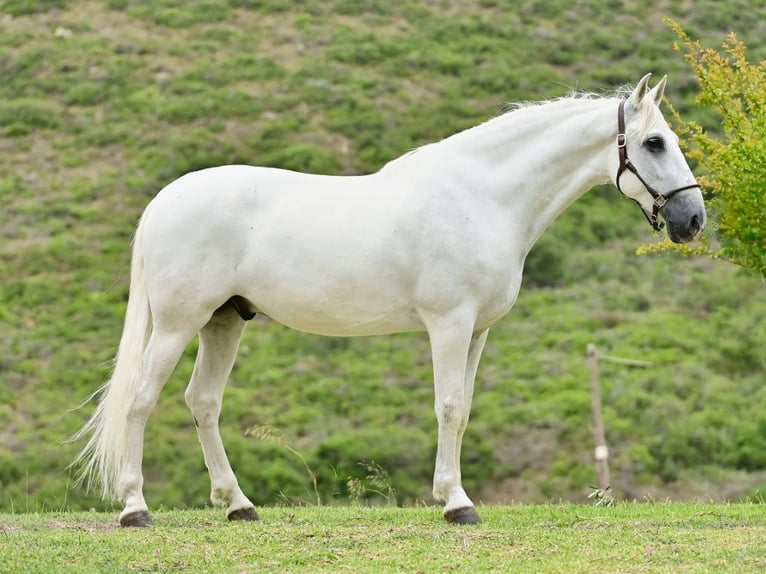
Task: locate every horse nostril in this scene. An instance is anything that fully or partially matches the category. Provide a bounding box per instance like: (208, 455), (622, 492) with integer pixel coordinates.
(688, 212), (705, 241)
(690, 213), (701, 232)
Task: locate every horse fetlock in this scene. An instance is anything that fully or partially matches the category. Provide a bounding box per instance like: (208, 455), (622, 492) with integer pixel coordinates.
(117, 477), (144, 503)
(440, 485), (474, 512)
(211, 481), (253, 509)
(431, 479), (452, 503)
(432, 477), (465, 503)
(210, 486), (235, 506)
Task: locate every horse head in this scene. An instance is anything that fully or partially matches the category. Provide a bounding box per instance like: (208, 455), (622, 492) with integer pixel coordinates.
(613, 73), (706, 243)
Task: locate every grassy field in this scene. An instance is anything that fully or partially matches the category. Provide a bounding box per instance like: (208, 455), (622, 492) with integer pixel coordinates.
(1, 503), (765, 573)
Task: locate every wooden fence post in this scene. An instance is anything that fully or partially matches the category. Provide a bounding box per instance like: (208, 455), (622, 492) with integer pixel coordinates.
(586, 343), (610, 491)
(586, 345), (653, 494)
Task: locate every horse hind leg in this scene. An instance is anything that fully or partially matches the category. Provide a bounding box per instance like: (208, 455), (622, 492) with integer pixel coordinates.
(185, 301), (258, 522)
(119, 325), (196, 527)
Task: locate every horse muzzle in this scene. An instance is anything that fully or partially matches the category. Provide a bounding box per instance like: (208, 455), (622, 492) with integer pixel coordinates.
(663, 194), (706, 243)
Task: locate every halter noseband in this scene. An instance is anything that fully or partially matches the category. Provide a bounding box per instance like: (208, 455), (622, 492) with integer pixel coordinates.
(615, 99), (701, 232)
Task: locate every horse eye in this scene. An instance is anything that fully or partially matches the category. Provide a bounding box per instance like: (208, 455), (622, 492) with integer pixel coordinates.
(645, 136), (665, 152)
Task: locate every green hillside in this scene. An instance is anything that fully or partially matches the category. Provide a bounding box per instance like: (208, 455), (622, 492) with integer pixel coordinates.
(1, 0), (765, 513)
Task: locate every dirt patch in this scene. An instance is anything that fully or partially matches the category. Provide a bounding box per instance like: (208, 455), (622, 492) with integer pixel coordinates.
(0, 514), (119, 533)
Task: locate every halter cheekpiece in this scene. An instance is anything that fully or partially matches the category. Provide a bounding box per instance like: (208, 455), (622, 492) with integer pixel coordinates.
(615, 99), (701, 232)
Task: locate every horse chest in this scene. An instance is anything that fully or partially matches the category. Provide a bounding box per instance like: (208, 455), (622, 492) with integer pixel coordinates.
(474, 268), (523, 330)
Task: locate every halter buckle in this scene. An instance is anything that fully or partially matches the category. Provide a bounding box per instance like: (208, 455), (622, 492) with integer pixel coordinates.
(616, 133), (627, 148)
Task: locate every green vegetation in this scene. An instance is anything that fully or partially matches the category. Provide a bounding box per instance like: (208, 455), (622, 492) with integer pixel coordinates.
(1, 0), (765, 516)
(1, 504), (766, 573)
(656, 22), (764, 276)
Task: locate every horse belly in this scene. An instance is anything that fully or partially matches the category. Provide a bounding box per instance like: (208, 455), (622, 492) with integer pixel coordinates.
(250, 284), (423, 337)
(239, 232), (423, 336)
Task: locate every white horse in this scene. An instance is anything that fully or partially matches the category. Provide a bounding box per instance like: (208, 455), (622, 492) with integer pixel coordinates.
(74, 74), (705, 527)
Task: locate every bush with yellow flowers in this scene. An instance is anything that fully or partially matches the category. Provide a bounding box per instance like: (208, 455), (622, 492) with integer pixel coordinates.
(641, 20), (765, 278)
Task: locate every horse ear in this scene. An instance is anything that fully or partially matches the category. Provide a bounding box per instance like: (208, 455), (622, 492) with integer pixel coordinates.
(649, 75), (668, 106)
(628, 73), (652, 108)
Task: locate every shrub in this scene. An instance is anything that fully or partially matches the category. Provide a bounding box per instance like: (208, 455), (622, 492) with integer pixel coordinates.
(642, 21), (766, 277)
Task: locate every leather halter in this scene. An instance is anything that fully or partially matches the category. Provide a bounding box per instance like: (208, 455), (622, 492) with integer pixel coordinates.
(615, 99), (701, 231)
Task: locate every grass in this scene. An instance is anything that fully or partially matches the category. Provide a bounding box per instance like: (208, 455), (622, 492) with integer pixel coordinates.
(1, 503), (765, 573)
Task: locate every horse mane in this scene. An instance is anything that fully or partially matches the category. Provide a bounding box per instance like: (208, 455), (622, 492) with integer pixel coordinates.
(498, 90), (610, 114)
(500, 85), (659, 139)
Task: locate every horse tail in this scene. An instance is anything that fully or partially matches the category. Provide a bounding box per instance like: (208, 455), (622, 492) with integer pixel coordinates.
(71, 210), (152, 500)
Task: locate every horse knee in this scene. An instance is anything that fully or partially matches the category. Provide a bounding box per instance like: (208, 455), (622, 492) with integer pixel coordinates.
(435, 396), (464, 426)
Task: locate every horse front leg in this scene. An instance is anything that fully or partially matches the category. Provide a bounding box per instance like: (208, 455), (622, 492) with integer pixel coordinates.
(427, 316), (487, 525)
(454, 328), (488, 486)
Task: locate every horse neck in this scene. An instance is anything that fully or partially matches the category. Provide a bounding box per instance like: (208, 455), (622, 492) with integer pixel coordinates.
(436, 98), (619, 252)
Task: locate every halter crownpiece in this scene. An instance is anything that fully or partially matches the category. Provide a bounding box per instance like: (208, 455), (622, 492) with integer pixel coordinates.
(615, 99), (701, 232)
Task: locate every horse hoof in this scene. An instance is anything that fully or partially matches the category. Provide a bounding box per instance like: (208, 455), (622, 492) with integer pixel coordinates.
(444, 507), (482, 525)
(119, 510), (153, 528)
(228, 507), (260, 522)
